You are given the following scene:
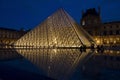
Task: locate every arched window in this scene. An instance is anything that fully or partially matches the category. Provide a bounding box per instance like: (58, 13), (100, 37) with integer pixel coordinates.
(82, 21), (85, 26)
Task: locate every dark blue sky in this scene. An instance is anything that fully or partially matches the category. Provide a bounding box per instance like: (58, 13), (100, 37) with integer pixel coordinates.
(0, 0), (120, 30)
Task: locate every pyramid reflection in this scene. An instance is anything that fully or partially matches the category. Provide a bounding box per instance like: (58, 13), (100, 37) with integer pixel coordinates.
(16, 48), (94, 80)
(14, 8), (95, 80)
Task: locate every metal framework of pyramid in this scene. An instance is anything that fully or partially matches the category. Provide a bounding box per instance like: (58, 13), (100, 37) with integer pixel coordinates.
(14, 9), (95, 80)
(15, 8), (95, 48)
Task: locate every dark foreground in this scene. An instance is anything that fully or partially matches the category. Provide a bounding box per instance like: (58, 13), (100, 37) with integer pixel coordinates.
(0, 59), (54, 80)
(0, 59), (120, 80)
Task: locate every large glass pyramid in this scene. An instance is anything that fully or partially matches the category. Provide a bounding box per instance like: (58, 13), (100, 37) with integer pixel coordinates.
(14, 8), (95, 80)
(15, 8), (95, 48)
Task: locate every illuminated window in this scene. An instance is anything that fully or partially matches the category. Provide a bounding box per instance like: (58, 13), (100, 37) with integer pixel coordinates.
(96, 40), (100, 44)
(107, 41), (109, 44)
(110, 38), (113, 41)
(117, 38), (119, 40)
(82, 21), (85, 26)
(114, 40), (116, 43)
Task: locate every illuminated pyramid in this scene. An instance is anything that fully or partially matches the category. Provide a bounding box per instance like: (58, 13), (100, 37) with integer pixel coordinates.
(15, 8), (95, 48)
(14, 9), (96, 80)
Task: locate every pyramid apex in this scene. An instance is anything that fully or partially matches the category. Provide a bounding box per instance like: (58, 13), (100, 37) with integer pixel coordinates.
(57, 7), (65, 11)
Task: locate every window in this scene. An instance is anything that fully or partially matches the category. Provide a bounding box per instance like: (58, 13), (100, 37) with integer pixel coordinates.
(109, 30), (113, 35)
(110, 26), (112, 28)
(116, 30), (119, 35)
(82, 21), (85, 26)
(103, 31), (107, 35)
(116, 25), (119, 28)
(104, 26), (106, 29)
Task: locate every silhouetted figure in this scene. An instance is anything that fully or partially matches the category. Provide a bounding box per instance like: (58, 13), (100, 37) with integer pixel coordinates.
(83, 45), (86, 52)
(90, 44), (95, 51)
(100, 45), (104, 53)
(80, 46), (83, 53)
(96, 45), (104, 53)
(97, 45), (100, 53)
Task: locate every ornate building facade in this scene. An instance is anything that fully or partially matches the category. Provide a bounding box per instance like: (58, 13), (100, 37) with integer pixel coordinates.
(81, 8), (120, 46)
(0, 27), (26, 48)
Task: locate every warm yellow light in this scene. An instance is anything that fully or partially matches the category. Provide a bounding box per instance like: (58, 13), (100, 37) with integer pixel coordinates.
(110, 38), (113, 40)
(114, 40), (116, 43)
(110, 50), (113, 53)
(107, 41), (109, 44)
(95, 38), (97, 40)
(104, 39), (106, 40)
(53, 49), (57, 53)
(117, 38), (119, 40)
(82, 21), (85, 26)
(54, 38), (57, 44)
(117, 51), (120, 54)
(96, 40), (100, 44)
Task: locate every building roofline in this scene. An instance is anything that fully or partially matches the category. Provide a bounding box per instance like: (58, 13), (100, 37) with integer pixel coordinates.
(82, 8), (100, 18)
(0, 27), (19, 31)
(103, 21), (120, 24)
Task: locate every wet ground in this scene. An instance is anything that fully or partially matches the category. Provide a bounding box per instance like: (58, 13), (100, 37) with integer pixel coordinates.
(0, 48), (120, 80)
(0, 59), (120, 80)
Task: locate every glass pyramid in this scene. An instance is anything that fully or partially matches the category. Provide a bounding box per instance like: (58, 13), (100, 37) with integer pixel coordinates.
(15, 8), (95, 48)
(14, 8), (96, 80)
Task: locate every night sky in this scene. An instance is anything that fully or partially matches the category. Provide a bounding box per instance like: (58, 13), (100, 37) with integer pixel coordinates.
(0, 0), (120, 30)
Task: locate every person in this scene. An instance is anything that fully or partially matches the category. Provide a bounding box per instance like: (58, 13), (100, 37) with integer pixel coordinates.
(100, 45), (104, 53)
(97, 45), (100, 53)
(90, 44), (95, 51)
(83, 45), (86, 52)
(80, 46), (83, 53)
